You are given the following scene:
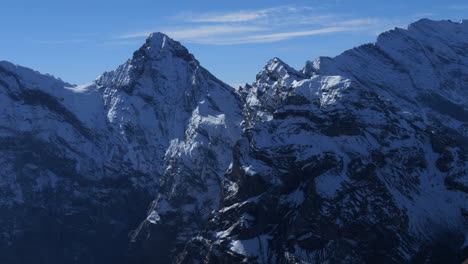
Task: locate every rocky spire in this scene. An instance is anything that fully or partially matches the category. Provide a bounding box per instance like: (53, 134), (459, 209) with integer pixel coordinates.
(255, 57), (303, 84)
(95, 32), (198, 91)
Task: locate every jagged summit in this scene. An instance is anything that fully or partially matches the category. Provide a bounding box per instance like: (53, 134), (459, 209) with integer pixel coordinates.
(147, 32), (167, 46)
(303, 18), (468, 83)
(256, 57), (304, 85)
(95, 32), (199, 91)
(407, 18), (468, 29)
(141, 32), (169, 58)
(139, 32), (196, 62)
(265, 57), (286, 67)
(0, 18), (467, 264)
(263, 57), (298, 74)
(377, 18), (468, 46)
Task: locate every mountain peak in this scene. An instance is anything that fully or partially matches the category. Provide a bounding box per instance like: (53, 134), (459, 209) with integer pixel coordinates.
(265, 57), (289, 70)
(263, 57), (300, 75)
(256, 57), (303, 84)
(147, 32), (167, 44)
(408, 18), (466, 28)
(145, 32), (168, 54)
(2, 18), (468, 264)
(96, 32), (198, 89)
(138, 32), (195, 62)
(374, 18), (468, 46)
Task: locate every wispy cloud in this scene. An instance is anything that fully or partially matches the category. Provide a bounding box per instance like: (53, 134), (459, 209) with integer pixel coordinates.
(331, 18), (382, 26)
(116, 5), (392, 45)
(117, 32), (155, 39)
(166, 26), (267, 39)
(242, 27), (363, 42)
(118, 25), (266, 40)
(195, 26), (366, 45)
(186, 10), (266, 23)
(182, 6), (313, 23)
(98, 40), (143, 47)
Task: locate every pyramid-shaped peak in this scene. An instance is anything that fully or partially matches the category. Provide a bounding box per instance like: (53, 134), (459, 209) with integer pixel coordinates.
(146, 32), (173, 48)
(147, 32), (167, 41)
(136, 32), (195, 62)
(95, 32), (199, 89)
(254, 57), (304, 84)
(266, 57), (288, 68)
(262, 57), (301, 76)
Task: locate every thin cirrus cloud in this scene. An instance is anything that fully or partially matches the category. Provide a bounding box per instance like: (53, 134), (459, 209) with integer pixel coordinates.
(331, 18), (381, 26)
(117, 25), (267, 40)
(192, 26), (367, 45)
(117, 5), (385, 45)
(187, 10), (266, 23)
(182, 6), (313, 23)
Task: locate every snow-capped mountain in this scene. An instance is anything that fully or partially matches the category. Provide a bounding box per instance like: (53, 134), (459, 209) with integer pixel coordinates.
(0, 19), (466, 264)
(186, 18), (468, 264)
(0, 32), (242, 264)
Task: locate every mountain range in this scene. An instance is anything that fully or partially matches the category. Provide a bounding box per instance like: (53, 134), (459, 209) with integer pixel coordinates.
(0, 18), (467, 264)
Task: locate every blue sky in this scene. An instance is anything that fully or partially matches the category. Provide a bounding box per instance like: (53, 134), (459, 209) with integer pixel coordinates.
(1, 0), (467, 86)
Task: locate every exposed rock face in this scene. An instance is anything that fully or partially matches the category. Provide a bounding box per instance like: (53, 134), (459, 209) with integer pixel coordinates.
(0, 19), (467, 264)
(0, 33), (241, 264)
(141, 19), (468, 264)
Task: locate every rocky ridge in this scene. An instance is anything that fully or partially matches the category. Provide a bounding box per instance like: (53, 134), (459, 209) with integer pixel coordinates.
(0, 19), (466, 264)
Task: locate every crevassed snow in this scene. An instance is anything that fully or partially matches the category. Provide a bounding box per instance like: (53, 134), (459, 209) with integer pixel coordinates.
(229, 235), (271, 259)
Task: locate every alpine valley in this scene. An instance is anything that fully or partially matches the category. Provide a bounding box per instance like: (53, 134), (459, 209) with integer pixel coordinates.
(0, 19), (467, 264)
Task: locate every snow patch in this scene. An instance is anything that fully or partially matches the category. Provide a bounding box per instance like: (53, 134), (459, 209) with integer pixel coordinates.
(229, 235), (271, 258)
(147, 210), (161, 224)
(315, 172), (345, 199)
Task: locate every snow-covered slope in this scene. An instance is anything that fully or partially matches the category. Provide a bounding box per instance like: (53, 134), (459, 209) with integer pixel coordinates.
(0, 19), (467, 264)
(150, 19), (467, 264)
(0, 33), (242, 264)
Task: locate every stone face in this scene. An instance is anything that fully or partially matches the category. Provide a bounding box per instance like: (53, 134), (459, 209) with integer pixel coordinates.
(164, 19), (468, 264)
(0, 33), (242, 264)
(0, 19), (467, 264)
